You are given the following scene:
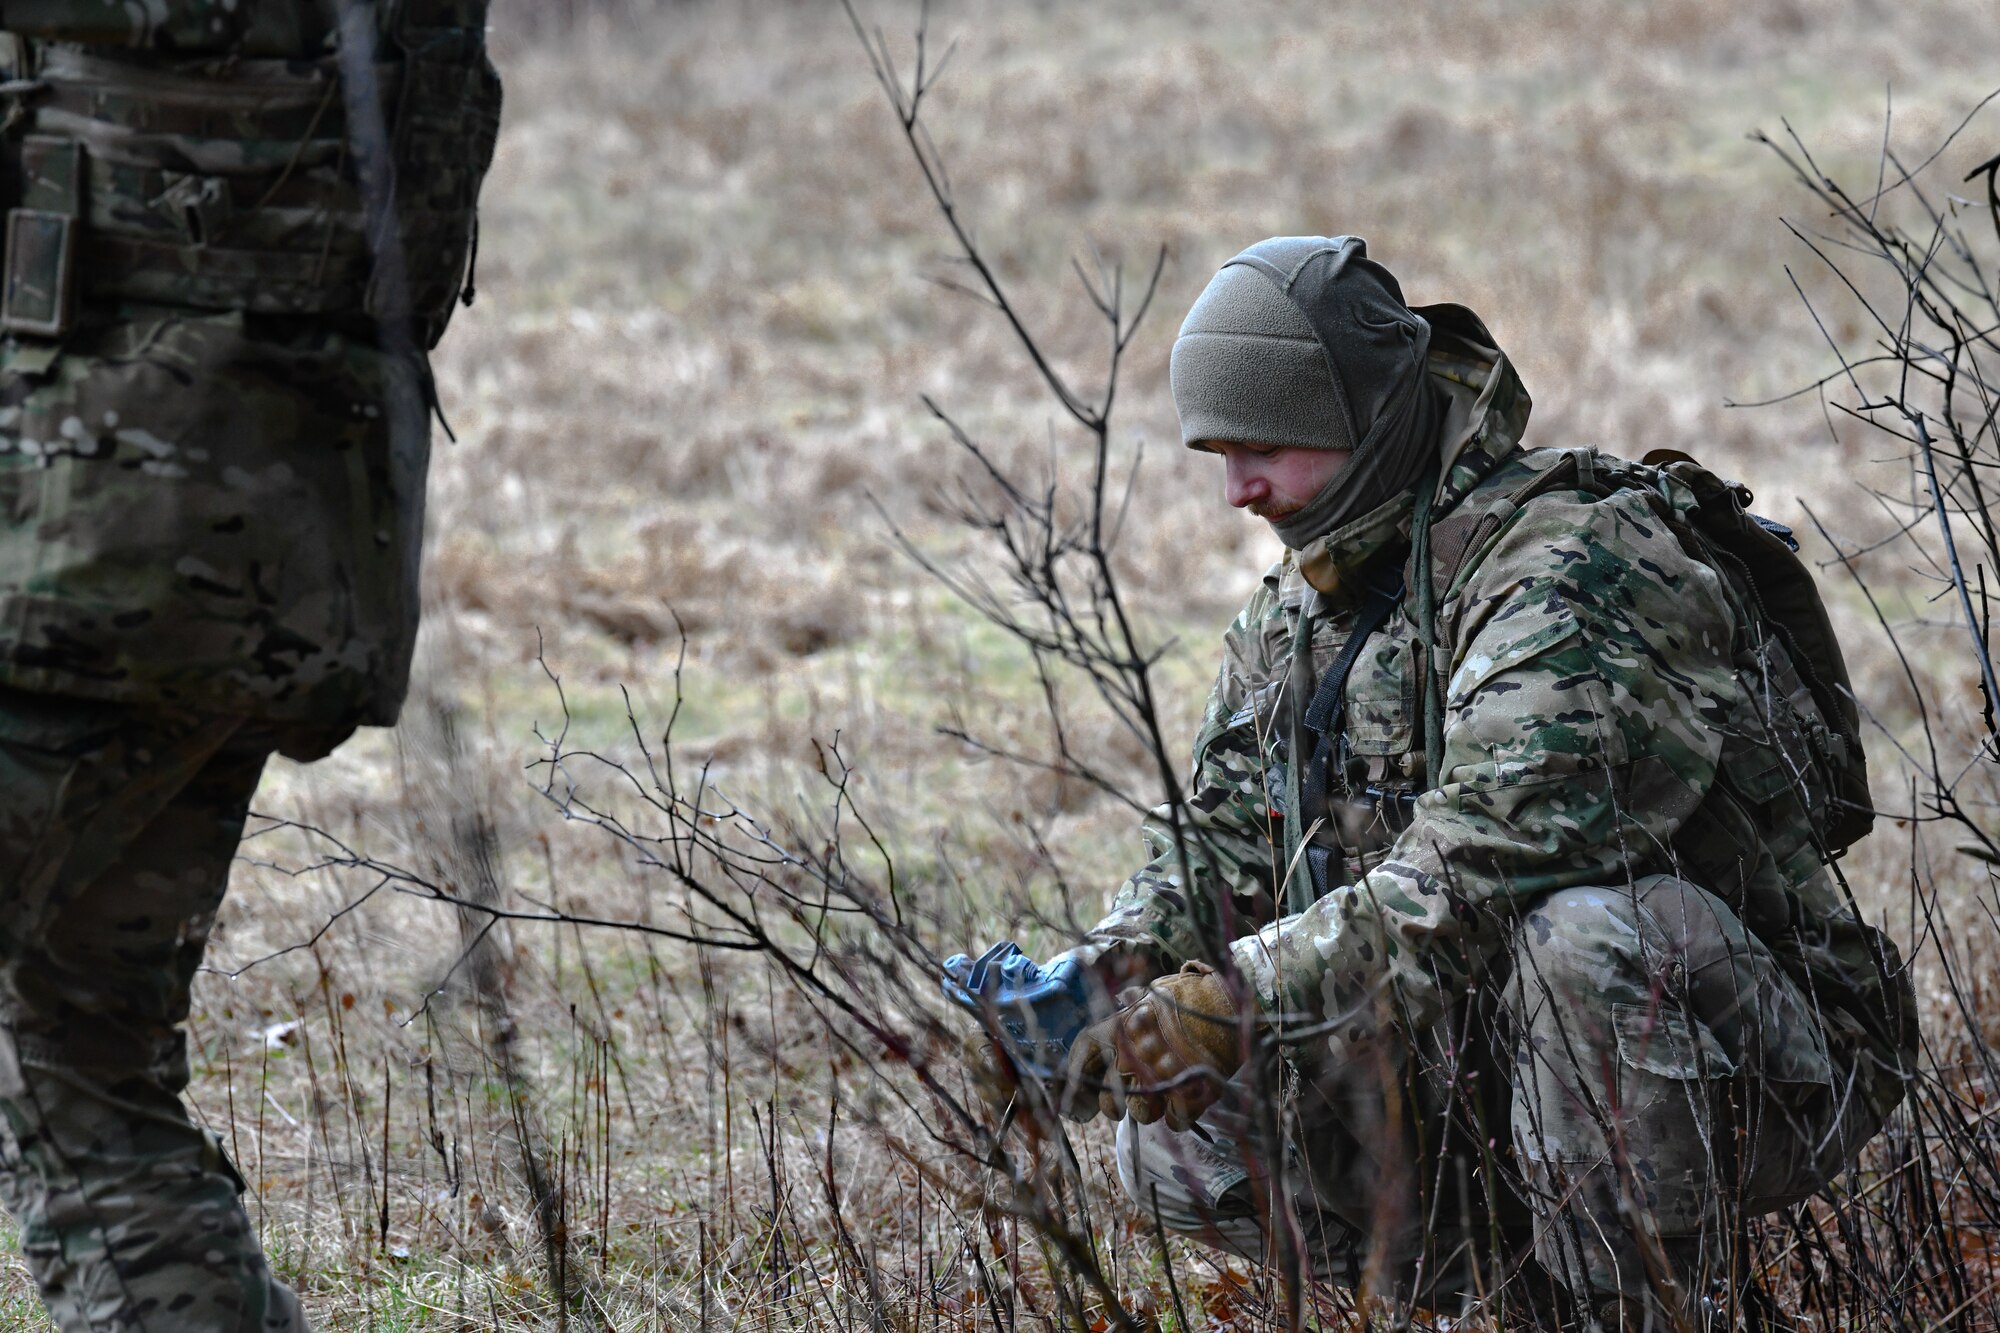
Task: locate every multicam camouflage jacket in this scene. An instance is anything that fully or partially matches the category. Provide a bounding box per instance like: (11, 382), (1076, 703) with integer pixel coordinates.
(1082, 314), (1915, 1113)
(0, 0), (499, 733)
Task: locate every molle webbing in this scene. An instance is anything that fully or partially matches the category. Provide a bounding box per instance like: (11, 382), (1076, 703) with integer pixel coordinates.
(2, 24), (499, 344)
(46, 45), (379, 317)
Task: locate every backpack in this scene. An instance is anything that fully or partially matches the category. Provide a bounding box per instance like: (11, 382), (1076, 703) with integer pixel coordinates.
(1416, 445), (1873, 860)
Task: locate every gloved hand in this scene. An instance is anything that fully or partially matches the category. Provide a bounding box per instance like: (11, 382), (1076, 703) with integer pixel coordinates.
(1062, 960), (1245, 1131)
(943, 943), (1107, 1115)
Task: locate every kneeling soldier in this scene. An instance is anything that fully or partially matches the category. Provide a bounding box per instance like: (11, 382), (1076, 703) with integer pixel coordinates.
(950, 236), (1915, 1330)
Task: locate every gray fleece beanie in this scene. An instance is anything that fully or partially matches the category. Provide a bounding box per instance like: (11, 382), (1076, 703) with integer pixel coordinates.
(1170, 263), (1354, 454)
(1170, 236), (1443, 548)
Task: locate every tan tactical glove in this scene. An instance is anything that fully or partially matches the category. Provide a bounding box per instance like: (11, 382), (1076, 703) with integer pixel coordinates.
(1061, 961), (1246, 1131)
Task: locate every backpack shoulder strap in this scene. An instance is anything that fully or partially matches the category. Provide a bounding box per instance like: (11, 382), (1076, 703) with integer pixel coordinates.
(1412, 447), (1607, 600)
(1285, 559), (1407, 913)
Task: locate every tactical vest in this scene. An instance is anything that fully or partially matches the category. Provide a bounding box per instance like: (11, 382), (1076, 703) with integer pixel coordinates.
(0, 0), (501, 348)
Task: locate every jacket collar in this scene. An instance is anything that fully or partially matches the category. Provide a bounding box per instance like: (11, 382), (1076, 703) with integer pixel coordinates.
(1279, 310), (1532, 604)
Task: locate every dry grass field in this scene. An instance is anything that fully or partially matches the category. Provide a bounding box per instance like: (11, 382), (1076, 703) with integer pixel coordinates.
(4, 1), (1995, 1328)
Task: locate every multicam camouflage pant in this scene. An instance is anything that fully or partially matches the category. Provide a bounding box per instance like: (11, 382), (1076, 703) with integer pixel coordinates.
(0, 685), (319, 1332)
(1117, 874), (1880, 1322)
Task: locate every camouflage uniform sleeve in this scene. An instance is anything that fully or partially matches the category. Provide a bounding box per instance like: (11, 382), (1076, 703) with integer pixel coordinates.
(1, 1), (332, 53)
(1069, 576), (1289, 981)
(1231, 487), (1738, 1072)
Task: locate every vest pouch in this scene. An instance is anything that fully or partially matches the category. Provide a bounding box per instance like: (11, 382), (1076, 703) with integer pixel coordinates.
(0, 137), (81, 338)
(374, 21), (503, 346)
(1342, 630), (1418, 758)
(1327, 631), (1420, 878)
(2, 207), (74, 336)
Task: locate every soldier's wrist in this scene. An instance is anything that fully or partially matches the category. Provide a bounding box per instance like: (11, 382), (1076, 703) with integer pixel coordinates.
(1223, 934), (1281, 1016)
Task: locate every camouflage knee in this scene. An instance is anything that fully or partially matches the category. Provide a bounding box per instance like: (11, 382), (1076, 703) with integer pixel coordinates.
(1113, 1096), (1367, 1285)
(1503, 874), (1845, 1304)
(1504, 880), (1717, 1307)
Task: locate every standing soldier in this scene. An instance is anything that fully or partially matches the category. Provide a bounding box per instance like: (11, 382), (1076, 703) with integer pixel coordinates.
(0, 2), (500, 1328)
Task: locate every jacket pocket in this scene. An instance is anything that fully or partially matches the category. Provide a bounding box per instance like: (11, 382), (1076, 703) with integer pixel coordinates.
(1612, 1001), (1735, 1080)
(1343, 632), (1417, 757)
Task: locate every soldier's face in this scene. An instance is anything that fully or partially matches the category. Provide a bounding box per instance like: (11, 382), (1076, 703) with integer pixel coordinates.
(1211, 441), (1353, 523)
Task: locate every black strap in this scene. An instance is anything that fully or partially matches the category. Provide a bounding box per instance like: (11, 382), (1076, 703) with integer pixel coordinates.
(1300, 562), (1407, 823)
